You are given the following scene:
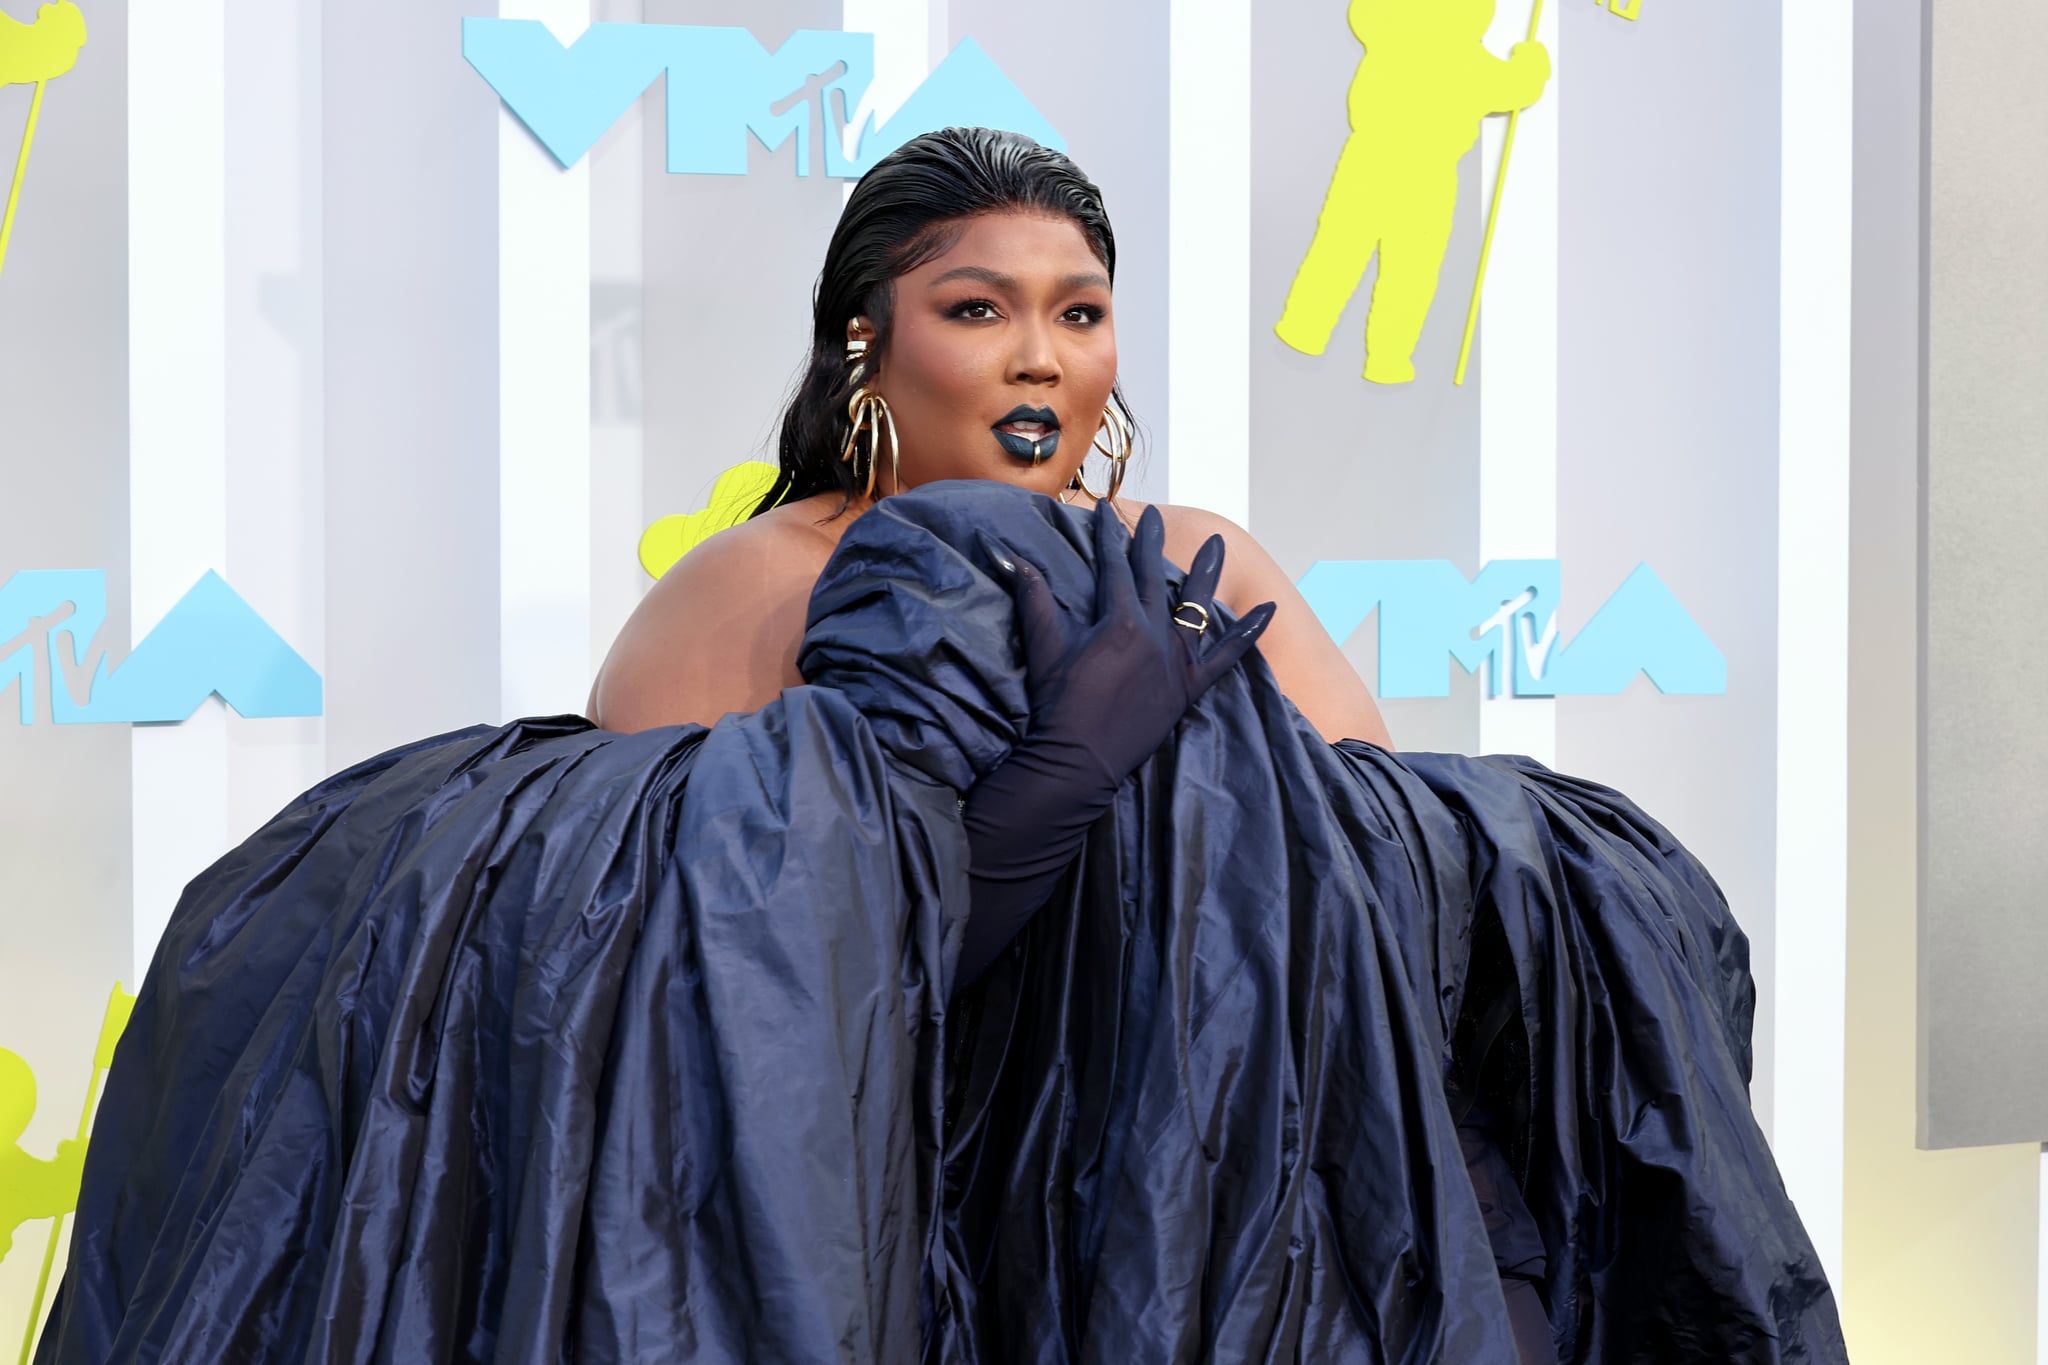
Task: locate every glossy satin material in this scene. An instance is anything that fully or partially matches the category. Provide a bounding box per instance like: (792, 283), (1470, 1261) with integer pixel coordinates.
(36, 482), (1843, 1363)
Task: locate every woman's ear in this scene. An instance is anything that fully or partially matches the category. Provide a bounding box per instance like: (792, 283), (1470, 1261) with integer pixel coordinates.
(847, 317), (880, 385)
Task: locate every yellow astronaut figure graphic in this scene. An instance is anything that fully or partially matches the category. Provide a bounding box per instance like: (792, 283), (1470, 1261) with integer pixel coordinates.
(0, 1047), (86, 1267)
(0, 1), (88, 284)
(638, 461), (783, 579)
(1276, 0), (1549, 384)
(0, 2), (86, 85)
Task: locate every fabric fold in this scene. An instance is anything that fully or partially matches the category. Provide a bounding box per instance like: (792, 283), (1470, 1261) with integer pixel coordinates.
(36, 481), (1842, 1364)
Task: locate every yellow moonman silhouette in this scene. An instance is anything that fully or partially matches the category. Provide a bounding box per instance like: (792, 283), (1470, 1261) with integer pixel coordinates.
(1276, 0), (1549, 385)
(0, 1048), (85, 1270)
(0, 2), (88, 287)
(0, 2), (85, 85)
(638, 461), (783, 580)
(12, 983), (133, 1363)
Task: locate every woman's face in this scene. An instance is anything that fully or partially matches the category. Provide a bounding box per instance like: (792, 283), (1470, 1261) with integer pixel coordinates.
(861, 210), (1119, 499)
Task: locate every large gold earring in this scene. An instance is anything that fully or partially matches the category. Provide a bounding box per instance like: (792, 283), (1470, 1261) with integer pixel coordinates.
(1069, 401), (1131, 503)
(840, 337), (900, 499)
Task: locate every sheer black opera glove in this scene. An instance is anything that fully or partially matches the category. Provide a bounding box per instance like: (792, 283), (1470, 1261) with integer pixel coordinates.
(952, 502), (1277, 995)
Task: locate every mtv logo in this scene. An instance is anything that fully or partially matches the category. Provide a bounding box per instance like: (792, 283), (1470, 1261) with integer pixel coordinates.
(0, 570), (322, 725)
(1295, 558), (1725, 699)
(462, 20), (1063, 178)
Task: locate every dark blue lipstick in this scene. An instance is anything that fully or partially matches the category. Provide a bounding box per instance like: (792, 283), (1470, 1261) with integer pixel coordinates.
(992, 405), (1061, 463)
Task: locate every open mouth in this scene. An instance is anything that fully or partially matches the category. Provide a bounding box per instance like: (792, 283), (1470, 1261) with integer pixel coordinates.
(992, 405), (1061, 463)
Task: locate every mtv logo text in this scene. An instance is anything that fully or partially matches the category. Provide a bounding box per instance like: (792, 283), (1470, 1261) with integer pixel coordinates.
(0, 570), (322, 725)
(463, 20), (1062, 177)
(1296, 559), (1725, 699)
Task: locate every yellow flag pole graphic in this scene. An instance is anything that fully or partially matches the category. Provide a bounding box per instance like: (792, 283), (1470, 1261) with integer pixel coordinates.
(0, 2), (88, 285)
(14, 982), (134, 1365)
(1454, 0), (1545, 386)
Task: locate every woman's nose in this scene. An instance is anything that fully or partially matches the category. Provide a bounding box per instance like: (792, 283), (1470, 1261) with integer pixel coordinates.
(1008, 323), (1061, 384)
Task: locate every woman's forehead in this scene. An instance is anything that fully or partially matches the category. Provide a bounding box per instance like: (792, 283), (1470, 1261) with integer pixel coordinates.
(906, 213), (1109, 287)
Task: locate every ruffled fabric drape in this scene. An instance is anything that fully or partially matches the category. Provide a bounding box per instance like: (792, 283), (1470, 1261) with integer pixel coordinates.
(35, 481), (1843, 1364)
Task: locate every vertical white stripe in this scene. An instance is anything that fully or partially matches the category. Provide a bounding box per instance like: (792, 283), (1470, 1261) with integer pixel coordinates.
(840, 0), (934, 205)
(223, 0), (329, 851)
(1476, 2), (1559, 768)
(1775, 0), (1854, 1291)
(499, 5), (593, 721)
(589, 53), (647, 672)
(129, 0), (230, 986)
(1167, 0), (1252, 527)
(2039, 1147), (2048, 1365)
(842, 0), (933, 152)
(2031, 1146), (2048, 1365)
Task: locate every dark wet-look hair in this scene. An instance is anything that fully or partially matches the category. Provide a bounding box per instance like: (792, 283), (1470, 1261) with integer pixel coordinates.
(751, 126), (1134, 518)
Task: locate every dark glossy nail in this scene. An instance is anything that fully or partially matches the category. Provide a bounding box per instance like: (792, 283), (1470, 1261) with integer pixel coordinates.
(975, 531), (1015, 574)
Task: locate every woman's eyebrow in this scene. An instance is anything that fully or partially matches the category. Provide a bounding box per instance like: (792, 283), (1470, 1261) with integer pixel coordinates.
(927, 265), (1112, 293)
(930, 265), (1014, 289)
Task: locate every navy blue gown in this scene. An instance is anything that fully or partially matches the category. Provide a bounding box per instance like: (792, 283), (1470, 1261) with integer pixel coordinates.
(34, 483), (1844, 1364)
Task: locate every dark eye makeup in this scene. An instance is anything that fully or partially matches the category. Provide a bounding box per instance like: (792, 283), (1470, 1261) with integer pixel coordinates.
(941, 298), (1109, 325)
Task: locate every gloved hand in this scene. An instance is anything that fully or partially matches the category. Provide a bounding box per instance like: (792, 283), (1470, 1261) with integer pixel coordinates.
(953, 502), (1276, 994)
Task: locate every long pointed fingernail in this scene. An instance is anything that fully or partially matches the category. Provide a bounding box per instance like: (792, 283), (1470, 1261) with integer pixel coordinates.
(974, 530), (1015, 574)
(1244, 601), (1277, 632)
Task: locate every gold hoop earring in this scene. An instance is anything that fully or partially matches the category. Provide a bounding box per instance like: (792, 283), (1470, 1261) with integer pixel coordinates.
(840, 336), (900, 499)
(1070, 401), (1131, 503)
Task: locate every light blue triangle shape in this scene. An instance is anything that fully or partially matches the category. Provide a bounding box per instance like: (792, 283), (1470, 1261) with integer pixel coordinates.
(79, 572), (324, 724)
(850, 38), (1064, 176)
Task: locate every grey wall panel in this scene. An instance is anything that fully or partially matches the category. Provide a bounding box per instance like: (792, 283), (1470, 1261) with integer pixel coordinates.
(1840, 3), (2042, 1355)
(1249, 0), (1484, 758)
(225, 0), (329, 838)
(321, 0), (501, 769)
(1919, 0), (2048, 1150)
(947, 0), (1171, 504)
(1554, 1), (1784, 1118)
(588, 0), (651, 669)
(638, 1), (847, 537)
(0, 0), (132, 1298)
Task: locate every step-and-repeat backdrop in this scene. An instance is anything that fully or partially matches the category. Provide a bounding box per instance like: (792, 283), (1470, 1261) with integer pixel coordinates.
(0, 0), (2031, 1360)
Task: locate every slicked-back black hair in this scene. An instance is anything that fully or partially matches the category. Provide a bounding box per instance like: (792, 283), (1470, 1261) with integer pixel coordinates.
(752, 126), (1129, 518)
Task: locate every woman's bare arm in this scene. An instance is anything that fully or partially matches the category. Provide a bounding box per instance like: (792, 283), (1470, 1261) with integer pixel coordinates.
(587, 518), (828, 733)
(1156, 504), (1395, 750)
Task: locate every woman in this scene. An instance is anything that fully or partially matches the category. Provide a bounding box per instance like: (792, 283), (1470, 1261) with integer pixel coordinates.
(37, 130), (1843, 1364)
(589, 128), (1390, 996)
(588, 145), (1389, 750)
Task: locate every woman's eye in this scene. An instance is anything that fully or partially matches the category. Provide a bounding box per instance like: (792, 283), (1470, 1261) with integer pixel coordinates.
(1064, 305), (1107, 326)
(948, 299), (1000, 321)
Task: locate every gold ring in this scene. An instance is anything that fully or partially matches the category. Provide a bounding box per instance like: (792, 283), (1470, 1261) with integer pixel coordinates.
(1171, 602), (1210, 635)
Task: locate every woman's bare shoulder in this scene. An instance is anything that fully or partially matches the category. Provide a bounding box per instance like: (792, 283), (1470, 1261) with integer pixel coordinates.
(587, 501), (846, 733)
(1140, 501), (1285, 600)
(1131, 499), (1396, 750)
(1143, 500), (1235, 536)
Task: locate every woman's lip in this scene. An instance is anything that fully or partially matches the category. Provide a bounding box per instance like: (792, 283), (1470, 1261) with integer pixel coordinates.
(994, 405), (1059, 430)
(994, 428), (1061, 462)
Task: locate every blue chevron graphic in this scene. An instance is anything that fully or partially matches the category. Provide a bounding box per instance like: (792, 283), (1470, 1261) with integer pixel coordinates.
(463, 20), (1062, 178)
(0, 569), (322, 725)
(1295, 559), (1725, 698)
